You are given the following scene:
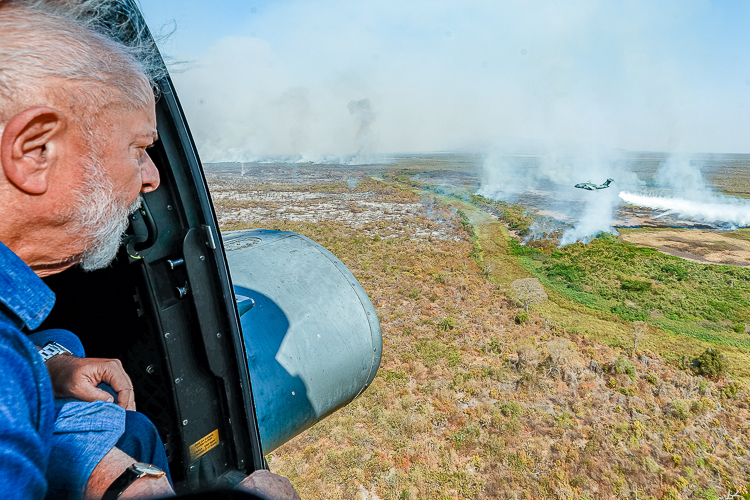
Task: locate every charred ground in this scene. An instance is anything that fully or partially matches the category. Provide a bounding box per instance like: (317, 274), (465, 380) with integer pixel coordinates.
(206, 158), (750, 500)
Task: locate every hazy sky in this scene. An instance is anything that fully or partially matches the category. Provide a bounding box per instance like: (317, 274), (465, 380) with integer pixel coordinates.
(138, 0), (750, 160)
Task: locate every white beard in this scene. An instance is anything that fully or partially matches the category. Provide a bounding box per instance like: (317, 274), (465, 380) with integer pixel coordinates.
(70, 160), (143, 271)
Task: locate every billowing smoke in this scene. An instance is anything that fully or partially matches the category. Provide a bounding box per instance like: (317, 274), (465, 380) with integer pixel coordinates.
(144, 1), (750, 166)
(477, 145), (643, 245)
(558, 188), (620, 246)
(619, 192), (750, 226)
(347, 99), (376, 164)
(618, 154), (750, 227)
(653, 155), (711, 199)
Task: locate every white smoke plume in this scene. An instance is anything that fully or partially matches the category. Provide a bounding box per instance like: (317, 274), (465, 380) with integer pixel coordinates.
(559, 188), (621, 246)
(477, 144), (644, 244)
(142, 0), (750, 163)
(617, 152), (750, 228)
(618, 192), (750, 226)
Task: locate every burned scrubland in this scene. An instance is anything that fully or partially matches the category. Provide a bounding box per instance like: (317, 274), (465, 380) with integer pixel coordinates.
(208, 163), (750, 500)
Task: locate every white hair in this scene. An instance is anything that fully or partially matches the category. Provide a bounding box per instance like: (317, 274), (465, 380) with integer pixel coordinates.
(0, 1), (161, 126)
(0, 1), (165, 269)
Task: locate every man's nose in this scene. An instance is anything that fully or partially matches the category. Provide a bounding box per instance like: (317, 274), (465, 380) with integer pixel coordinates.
(140, 151), (160, 193)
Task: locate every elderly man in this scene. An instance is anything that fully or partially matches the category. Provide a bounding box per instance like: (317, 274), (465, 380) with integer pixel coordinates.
(0, 3), (298, 500)
(0, 3), (174, 499)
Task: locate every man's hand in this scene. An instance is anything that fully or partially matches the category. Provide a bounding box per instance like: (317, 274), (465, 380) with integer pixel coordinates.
(45, 355), (136, 410)
(238, 470), (300, 500)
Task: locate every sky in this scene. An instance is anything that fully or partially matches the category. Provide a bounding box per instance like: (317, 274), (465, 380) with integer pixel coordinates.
(138, 0), (750, 161)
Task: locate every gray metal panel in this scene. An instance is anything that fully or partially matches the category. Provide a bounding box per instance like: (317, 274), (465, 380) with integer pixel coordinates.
(223, 229), (382, 452)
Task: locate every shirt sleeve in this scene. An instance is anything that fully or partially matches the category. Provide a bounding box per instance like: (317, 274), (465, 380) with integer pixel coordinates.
(0, 330), (54, 500)
(45, 401), (126, 500)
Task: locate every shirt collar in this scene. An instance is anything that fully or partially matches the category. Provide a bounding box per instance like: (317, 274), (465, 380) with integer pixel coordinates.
(0, 241), (55, 330)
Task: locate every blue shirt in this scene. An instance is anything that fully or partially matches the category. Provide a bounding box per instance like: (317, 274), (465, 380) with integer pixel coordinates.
(0, 241), (56, 499)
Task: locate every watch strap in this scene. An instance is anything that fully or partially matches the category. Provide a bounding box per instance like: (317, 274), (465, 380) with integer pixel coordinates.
(102, 463), (165, 500)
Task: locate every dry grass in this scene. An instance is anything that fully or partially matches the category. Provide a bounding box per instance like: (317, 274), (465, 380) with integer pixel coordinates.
(210, 172), (750, 500)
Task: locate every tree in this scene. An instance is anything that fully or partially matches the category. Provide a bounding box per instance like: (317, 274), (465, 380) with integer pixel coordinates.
(510, 278), (548, 312)
(632, 321), (647, 353)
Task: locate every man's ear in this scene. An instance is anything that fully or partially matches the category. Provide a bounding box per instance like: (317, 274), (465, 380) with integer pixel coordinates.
(0, 107), (66, 195)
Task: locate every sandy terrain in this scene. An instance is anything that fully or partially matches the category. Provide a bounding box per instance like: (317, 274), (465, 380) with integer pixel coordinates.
(621, 230), (750, 267)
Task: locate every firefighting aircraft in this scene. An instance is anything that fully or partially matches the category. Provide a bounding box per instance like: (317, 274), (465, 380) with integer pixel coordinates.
(575, 178), (614, 190)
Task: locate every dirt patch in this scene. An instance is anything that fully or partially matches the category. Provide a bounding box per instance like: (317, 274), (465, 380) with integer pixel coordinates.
(621, 229), (750, 267)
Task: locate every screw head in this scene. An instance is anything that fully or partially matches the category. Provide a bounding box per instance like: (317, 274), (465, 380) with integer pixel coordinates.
(182, 419), (188, 426)
(199, 255), (205, 261)
(146, 365), (155, 374)
(216, 332), (222, 338)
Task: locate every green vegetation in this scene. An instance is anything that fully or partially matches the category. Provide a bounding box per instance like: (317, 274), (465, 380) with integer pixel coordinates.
(694, 348), (728, 378)
(512, 232), (750, 346)
(215, 167), (750, 500)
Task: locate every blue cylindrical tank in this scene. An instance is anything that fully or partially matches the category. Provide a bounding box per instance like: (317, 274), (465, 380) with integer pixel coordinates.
(222, 229), (382, 452)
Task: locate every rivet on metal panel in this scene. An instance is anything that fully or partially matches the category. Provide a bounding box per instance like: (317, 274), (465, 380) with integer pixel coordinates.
(146, 365), (155, 374)
(182, 419), (188, 426)
(164, 332), (171, 339)
(216, 332), (222, 338)
(167, 205), (173, 211)
(199, 255), (205, 261)
(189, 465), (194, 471)
(175, 377), (182, 384)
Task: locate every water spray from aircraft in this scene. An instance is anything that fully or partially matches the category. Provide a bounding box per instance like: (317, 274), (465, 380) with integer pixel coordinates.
(619, 192), (750, 227)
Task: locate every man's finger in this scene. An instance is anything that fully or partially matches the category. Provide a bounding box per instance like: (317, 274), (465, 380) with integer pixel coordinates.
(115, 388), (136, 411)
(71, 384), (118, 404)
(98, 360), (136, 411)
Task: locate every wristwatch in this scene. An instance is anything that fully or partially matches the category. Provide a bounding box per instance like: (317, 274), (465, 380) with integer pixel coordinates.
(38, 341), (71, 362)
(102, 462), (166, 500)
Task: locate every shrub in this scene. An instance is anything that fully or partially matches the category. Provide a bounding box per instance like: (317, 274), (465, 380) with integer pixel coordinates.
(661, 263), (687, 281)
(438, 317), (456, 331)
(670, 400), (690, 421)
(720, 382), (739, 399)
(515, 310), (529, 324)
(406, 289), (422, 300)
(613, 356), (636, 380)
(570, 476), (585, 488)
(500, 401), (523, 417)
(611, 305), (648, 322)
(732, 323), (745, 333)
(662, 486), (680, 500)
(671, 454), (682, 467)
(621, 279), (652, 292)
(546, 262), (582, 282)
(617, 387), (636, 397)
(694, 348), (727, 378)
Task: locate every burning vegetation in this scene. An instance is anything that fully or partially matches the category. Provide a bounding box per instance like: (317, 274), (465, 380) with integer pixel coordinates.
(208, 162), (750, 500)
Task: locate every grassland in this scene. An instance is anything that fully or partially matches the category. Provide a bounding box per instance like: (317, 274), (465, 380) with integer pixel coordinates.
(210, 166), (750, 500)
